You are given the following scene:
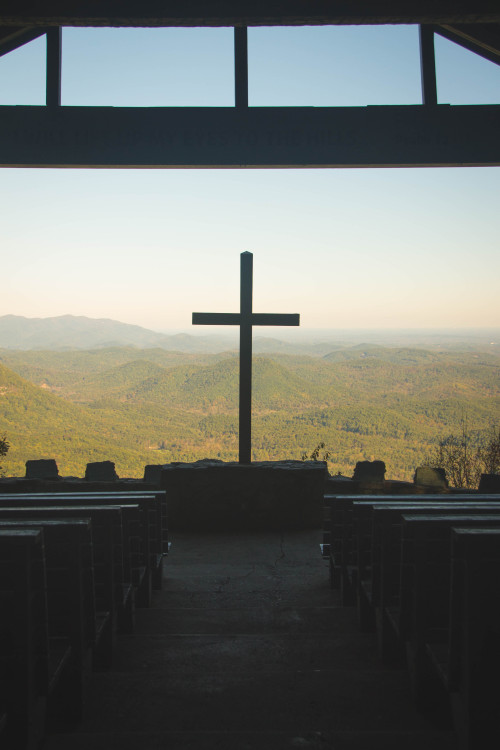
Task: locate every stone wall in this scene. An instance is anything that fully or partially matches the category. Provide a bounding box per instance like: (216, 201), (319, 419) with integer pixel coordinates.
(2, 457), (493, 531)
(153, 460), (328, 531)
(0, 478), (158, 494)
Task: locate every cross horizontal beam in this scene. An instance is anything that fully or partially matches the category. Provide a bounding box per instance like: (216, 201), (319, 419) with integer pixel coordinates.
(192, 312), (300, 326)
(250, 313), (300, 326)
(192, 313), (241, 326)
(1, 105), (499, 168)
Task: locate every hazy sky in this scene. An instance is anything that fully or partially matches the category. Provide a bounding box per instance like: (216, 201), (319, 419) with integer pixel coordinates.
(1, 25), (499, 331)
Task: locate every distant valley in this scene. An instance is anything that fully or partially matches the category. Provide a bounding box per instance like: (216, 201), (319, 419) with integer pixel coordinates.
(0, 317), (498, 481)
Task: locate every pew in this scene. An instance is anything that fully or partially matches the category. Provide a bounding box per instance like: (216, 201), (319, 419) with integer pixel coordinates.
(448, 528), (500, 750)
(0, 519), (94, 728)
(326, 494), (500, 605)
(0, 489), (168, 581)
(332, 499), (500, 744)
(0, 488), (167, 749)
(0, 495), (149, 610)
(349, 502), (500, 661)
(0, 528), (66, 750)
(0, 491), (167, 597)
(0, 706), (6, 742)
(0, 504), (135, 663)
(49, 490), (169, 588)
(356, 502), (500, 633)
(397, 514), (500, 707)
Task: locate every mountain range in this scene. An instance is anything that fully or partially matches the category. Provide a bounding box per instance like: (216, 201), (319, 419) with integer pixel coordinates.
(0, 314), (210, 351)
(1, 315), (499, 356)
(0, 314), (331, 353)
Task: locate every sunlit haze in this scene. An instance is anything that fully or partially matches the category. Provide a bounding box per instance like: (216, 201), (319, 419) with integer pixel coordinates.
(1, 26), (499, 332)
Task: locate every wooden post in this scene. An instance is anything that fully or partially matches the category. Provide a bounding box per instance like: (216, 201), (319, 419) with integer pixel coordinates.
(419, 26), (438, 106)
(234, 26), (248, 109)
(46, 27), (62, 107)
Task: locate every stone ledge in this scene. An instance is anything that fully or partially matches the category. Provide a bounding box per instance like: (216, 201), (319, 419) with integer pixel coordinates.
(153, 460), (328, 531)
(0, 478), (158, 493)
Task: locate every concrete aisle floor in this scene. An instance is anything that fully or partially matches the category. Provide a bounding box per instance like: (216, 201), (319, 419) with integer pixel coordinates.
(45, 529), (457, 750)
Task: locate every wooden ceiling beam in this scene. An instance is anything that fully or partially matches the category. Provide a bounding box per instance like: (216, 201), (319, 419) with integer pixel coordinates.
(0, 2), (499, 28)
(1, 104), (498, 168)
(0, 26), (47, 57)
(435, 23), (500, 65)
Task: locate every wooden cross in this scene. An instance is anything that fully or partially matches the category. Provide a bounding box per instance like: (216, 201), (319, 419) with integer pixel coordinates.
(192, 252), (300, 464)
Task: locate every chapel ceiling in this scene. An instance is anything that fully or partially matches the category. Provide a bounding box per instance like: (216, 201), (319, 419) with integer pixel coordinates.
(0, 1), (499, 66)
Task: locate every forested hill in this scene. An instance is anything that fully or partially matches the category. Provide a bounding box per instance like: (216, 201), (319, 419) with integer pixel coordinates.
(65, 357), (327, 411)
(0, 345), (498, 480)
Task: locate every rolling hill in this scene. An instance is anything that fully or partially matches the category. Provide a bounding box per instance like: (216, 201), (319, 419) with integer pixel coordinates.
(0, 362), (150, 474)
(0, 344), (498, 481)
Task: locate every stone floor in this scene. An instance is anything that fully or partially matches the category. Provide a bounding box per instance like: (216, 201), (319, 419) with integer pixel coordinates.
(44, 529), (457, 750)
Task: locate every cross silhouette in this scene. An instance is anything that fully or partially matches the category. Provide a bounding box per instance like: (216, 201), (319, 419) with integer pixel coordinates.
(192, 252), (300, 463)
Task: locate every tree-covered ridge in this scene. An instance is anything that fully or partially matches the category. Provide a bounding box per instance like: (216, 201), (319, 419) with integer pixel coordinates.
(0, 345), (498, 480)
(0, 346), (232, 388)
(0, 362), (149, 474)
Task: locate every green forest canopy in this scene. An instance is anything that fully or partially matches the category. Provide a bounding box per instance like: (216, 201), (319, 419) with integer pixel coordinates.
(0, 344), (498, 480)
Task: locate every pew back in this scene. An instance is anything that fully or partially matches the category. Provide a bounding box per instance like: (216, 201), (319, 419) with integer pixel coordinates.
(0, 505), (127, 631)
(0, 528), (48, 749)
(0, 492), (165, 590)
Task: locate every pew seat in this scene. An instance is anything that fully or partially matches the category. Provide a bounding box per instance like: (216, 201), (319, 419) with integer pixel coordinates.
(324, 493), (500, 599)
(352, 504), (500, 661)
(396, 514), (500, 709)
(350, 500), (500, 622)
(0, 505), (132, 665)
(0, 528), (54, 749)
(365, 503), (500, 639)
(0, 492), (166, 601)
(449, 528), (500, 750)
(0, 518), (95, 727)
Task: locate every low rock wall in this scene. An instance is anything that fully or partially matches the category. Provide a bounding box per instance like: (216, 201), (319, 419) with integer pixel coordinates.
(156, 460), (328, 531)
(2, 458), (490, 531)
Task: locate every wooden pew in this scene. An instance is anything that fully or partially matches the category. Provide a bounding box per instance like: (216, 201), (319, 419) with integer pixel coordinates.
(0, 706), (6, 743)
(0, 496), (146, 615)
(100, 490), (169, 587)
(0, 519), (94, 728)
(0, 489), (168, 588)
(353, 502), (500, 654)
(343, 502), (500, 741)
(354, 495), (500, 604)
(0, 492), (166, 600)
(397, 514), (500, 711)
(447, 528), (500, 750)
(327, 494), (500, 605)
(360, 502), (500, 624)
(0, 528), (61, 750)
(0, 504), (134, 665)
(324, 494), (441, 598)
(51, 490), (168, 589)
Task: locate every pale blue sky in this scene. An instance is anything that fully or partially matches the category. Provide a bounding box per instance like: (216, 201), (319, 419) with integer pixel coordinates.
(0, 25), (499, 330)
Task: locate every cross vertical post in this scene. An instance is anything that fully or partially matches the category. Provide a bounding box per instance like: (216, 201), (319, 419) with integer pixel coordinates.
(239, 251), (253, 463)
(192, 252), (300, 464)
